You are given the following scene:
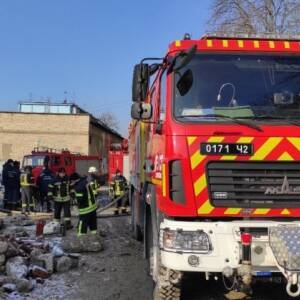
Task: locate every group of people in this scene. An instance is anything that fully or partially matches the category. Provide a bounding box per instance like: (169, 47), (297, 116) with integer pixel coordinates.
(1, 157), (129, 237)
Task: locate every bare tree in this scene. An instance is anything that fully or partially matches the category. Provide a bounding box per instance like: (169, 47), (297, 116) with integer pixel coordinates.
(98, 112), (119, 131)
(208, 0), (300, 35)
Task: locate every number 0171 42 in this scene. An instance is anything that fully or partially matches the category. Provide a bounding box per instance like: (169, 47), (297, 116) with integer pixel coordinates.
(200, 143), (253, 155)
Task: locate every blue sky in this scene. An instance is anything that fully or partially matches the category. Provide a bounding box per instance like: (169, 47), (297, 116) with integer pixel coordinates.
(0, 0), (211, 136)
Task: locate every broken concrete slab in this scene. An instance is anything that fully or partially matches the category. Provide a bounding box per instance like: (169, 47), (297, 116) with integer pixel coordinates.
(15, 278), (33, 293)
(2, 283), (16, 293)
(38, 253), (54, 274)
(0, 255), (5, 266)
(6, 256), (28, 279)
(0, 241), (8, 254)
(54, 256), (72, 273)
(61, 234), (103, 253)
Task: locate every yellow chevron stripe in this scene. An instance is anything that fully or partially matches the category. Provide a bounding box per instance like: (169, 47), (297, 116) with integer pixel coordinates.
(253, 208), (270, 215)
(224, 208), (242, 215)
(250, 137), (282, 161)
(220, 137), (254, 160)
(281, 209), (290, 215)
(190, 136), (224, 169)
(198, 199), (214, 214)
(190, 151), (206, 169)
(287, 137), (300, 151)
(194, 174), (207, 196)
(277, 151), (294, 161)
(187, 136), (197, 146)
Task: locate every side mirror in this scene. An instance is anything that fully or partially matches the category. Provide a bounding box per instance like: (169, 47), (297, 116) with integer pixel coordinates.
(132, 64), (150, 102)
(131, 103), (152, 120)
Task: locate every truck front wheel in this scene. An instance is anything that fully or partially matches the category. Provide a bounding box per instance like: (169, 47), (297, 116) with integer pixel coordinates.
(146, 207), (182, 300)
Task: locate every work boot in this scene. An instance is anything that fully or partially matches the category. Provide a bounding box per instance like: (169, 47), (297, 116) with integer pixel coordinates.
(65, 221), (73, 230)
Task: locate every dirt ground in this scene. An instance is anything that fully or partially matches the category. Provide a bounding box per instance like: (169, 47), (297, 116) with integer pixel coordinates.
(35, 215), (293, 300)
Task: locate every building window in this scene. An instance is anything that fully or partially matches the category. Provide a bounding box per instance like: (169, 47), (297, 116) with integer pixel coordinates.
(89, 135), (92, 145)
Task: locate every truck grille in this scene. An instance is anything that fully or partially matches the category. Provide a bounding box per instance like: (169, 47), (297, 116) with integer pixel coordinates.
(207, 161), (300, 208)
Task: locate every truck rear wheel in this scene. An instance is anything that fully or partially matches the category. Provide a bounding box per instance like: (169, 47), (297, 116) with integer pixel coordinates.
(146, 207), (182, 300)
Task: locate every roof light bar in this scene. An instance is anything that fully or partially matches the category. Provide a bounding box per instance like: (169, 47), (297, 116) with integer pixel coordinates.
(202, 32), (300, 41)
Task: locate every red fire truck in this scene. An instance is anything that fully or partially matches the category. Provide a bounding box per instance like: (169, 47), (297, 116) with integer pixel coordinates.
(23, 147), (104, 182)
(108, 140), (129, 182)
(129, 33), (300, 299)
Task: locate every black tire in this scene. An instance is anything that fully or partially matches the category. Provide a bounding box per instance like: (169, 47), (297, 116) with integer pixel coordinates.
(146, 205), (182, 300)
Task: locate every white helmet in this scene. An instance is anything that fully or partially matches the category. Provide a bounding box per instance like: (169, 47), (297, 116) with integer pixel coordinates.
(88, 166), (97, 173)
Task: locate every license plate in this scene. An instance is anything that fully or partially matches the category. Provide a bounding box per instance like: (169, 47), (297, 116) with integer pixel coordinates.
(200, 143), (253, 155)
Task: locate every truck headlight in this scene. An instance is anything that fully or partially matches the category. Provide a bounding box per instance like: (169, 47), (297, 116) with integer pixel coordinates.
(162, 229), (211, 253)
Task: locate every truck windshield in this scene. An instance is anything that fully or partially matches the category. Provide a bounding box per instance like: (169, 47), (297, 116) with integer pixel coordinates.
(174, 53), (300, 121)
(23, 155), (45, 167)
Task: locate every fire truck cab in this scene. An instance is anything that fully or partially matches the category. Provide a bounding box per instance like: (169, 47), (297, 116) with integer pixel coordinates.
(129, 33), (300, 299)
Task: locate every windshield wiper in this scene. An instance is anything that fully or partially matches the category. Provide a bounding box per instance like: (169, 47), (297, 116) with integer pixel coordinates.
(241, 115), (300, 127)
(176, 114), (263, 132)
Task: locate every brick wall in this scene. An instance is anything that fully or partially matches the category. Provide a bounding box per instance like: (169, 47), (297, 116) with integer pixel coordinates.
(0, 112), (90, 163)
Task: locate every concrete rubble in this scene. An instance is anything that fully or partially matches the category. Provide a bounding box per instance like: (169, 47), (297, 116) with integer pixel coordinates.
(0, 213), (103, 298)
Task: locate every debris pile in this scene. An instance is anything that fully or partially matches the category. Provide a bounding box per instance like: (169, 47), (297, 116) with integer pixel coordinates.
(0, 214), (85, 297)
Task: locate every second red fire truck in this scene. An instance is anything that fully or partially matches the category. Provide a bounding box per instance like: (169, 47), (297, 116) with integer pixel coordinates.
(129, 33), (300, 299)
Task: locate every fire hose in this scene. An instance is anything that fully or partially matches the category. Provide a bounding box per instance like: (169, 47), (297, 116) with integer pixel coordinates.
(96, 191), (129, 217)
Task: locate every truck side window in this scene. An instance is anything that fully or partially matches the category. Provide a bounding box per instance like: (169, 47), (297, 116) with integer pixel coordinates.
(159, 71), (167, 120)
(52, 156), (60, 166)
(64, 157), (72, 166)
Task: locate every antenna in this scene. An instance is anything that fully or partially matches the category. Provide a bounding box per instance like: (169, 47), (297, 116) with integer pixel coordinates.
(64, 91), (68, 103)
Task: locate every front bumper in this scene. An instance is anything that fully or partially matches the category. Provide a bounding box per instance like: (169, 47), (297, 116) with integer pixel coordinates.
(160, 219), (300, 273)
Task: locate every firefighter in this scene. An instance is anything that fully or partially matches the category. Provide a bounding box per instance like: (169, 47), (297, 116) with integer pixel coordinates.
(20, 166), (35, 213)
(111, 169), (128, 215)
(37, 156), (54, 212)
(70, 172), (98, 236)
(48, 167), (72, 229)
(87, 166), (100, 198)
(1, 159), (13, 209)
(4, 160), (20, 210)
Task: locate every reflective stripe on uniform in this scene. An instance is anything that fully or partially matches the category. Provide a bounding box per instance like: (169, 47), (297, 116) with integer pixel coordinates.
(78, 203), (97, 215)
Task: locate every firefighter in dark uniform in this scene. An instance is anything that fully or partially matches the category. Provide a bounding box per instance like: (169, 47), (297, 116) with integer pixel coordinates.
(2, 159), (14, 209)
(20, 166), (35, 213)
(87, 166), (100, 198)
(37, 157), (54, 212)
(5, 160), (20, 210)
(111, 169), (128, 215)
(48, 167), (72, 229)
(70, 173), (98, 236)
